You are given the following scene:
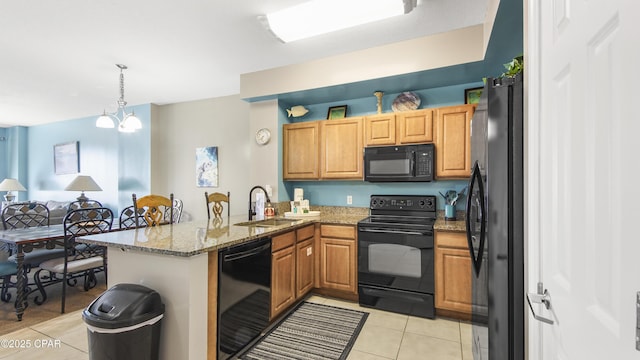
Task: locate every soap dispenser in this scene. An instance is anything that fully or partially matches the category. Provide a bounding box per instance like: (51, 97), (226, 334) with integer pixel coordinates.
(264, 201), (275, 218)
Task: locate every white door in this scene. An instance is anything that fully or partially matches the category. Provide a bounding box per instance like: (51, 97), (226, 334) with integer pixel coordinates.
(527, 0), (640, 358)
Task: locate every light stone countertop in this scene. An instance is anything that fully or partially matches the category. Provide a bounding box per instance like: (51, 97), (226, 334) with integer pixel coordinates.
(78, 212), (369, 258)
(77, 205), (467, 257)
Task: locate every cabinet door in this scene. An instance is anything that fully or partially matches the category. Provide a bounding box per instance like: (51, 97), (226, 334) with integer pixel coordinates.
(435, 105), (474, 178)
(435, 247), (472, 313)
(271, 245), (295, 319)
(365, 114), (396, 146)
(283, 122), (319, 179)
(296, 238), (314, 298)
(320, 117), (364, 179)
(397, 109), (434, 144)
(319, 237), (356, 294)
(435, 231), (472, 315)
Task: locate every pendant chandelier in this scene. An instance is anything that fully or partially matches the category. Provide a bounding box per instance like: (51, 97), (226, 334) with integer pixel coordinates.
(96, 64), (142, 133)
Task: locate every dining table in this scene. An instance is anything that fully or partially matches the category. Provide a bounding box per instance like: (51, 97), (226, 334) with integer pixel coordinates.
(0, 224), (66, 321)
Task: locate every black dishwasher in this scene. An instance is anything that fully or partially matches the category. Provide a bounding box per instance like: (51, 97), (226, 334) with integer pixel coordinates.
(217, 237), (271, 360)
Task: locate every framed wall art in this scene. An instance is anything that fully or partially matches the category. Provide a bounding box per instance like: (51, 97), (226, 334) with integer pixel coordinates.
(465, 87), (483, 104)
(196, 146), (219, 187)
(327, 105), (348, 120)
(54, 141), (80, 175)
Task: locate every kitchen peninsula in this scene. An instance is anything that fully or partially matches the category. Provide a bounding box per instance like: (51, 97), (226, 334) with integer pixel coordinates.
(76, 212), (365, 360)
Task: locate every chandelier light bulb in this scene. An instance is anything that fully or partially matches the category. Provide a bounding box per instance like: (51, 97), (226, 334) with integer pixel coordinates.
(96, 64), (141, 132)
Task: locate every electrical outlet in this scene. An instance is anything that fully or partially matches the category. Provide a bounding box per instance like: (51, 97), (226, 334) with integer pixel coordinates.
(347, 195), (353, 205)
(265, 185), (273, 197)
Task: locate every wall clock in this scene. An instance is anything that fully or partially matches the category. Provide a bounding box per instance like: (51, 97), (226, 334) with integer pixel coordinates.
(255, 128), (271, 145)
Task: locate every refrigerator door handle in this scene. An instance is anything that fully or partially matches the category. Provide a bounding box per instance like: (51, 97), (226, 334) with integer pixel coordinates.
(466, 161), (486, 277)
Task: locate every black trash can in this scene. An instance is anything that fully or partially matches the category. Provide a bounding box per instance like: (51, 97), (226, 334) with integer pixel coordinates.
(82, 283), (165, 360)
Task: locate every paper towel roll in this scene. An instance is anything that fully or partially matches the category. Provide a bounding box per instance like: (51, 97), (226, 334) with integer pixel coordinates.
(255, 193), (265, 220)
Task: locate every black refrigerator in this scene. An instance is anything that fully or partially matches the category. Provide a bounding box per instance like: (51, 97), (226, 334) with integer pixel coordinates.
(465, 73), (524, 359)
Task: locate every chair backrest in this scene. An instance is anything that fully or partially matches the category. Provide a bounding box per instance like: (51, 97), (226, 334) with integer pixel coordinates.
(63, 207), (113, 259)
(205, 191), (230, 219)
(1, 202), (50, 230)
(68, 200), (103, 212)
(164, 198), (183, 224)
(119, 206), (146, 230)
(132, 193), (174, 227)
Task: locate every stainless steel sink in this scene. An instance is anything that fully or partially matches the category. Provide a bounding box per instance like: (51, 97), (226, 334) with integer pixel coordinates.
(234, 218), (300, 227)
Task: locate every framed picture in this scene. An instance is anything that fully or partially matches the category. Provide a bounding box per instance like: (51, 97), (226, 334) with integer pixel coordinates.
(465, 87), (483, 104)
(327, 105), (348, 120)
(196, 146), (219, 187)
(54, 141), (79, 175)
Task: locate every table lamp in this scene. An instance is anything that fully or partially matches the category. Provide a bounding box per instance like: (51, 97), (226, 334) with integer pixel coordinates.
(0, 178), (27, 202)
(65, 175), (102, 202)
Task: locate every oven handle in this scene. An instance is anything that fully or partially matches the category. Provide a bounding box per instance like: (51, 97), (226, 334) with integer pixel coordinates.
(359, 228), (433, 237)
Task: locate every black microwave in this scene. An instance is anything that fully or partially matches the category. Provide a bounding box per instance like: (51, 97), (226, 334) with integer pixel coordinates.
(364, 144), (434, 182)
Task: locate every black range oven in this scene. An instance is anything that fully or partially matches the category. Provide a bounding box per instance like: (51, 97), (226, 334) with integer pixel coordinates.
(357, 195), (436, 319)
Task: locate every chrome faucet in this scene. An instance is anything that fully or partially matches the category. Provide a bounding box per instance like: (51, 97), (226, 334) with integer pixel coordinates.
(248, 185), (271, 220)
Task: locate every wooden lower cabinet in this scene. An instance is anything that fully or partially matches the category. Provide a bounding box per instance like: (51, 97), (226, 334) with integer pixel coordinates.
(296, 238), (314, 297)
(435, 231), (472, 317)
(271, 232), (296, 319)
(270, 225), (316, 320)
(319, 225), (357, 295)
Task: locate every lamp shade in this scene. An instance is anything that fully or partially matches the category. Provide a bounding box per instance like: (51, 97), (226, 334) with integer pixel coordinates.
(65, 175), (102, 192)
(0, 178), (27, 191)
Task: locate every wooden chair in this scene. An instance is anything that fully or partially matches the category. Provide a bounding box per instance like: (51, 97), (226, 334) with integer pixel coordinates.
(1, 202), (66, 272)
(133, 193), (174, 227)
(205, 191), (230, 219)
(34, 207), (113, 313)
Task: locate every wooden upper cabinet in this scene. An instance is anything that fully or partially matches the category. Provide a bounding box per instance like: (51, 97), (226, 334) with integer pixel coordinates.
(435, 105), (474, 178)
(320, 117), (364, 179)
(283, 122), (319, 180)
(397, 109), (434, 144)
(365, 114), (396, 146)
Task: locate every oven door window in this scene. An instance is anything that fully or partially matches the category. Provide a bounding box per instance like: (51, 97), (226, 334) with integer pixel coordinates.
(365, 151), (414, 178)
(369, 158), (410, 175)
(368, 243), (421, 278)
(358, 228), (434, 293)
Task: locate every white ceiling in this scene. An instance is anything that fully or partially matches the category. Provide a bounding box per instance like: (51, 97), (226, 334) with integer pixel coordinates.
(0, 0), (488, 127)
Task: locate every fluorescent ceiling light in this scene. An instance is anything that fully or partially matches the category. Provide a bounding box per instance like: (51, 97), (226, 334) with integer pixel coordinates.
(262, 0), (416, 43)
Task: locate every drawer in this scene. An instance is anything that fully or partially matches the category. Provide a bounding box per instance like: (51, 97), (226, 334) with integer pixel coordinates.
(320, 224), (355, 239)
(436, 231), (467, 249)
(296, 225), (315, 241)
(272, 231), (296, 252)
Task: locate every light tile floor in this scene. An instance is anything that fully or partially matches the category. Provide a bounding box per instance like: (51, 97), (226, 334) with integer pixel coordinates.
(0, 295), (471, 359)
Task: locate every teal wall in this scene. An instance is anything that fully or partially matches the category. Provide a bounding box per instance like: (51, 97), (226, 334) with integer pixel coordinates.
(278, 82), (480, 210)
(21, 105), (151, 215)
(275, 0), (524, 210)
(0, 127), (29, 202)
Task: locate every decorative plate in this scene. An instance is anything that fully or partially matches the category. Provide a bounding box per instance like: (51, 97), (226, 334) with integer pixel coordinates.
(392, 91), (421, 112)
